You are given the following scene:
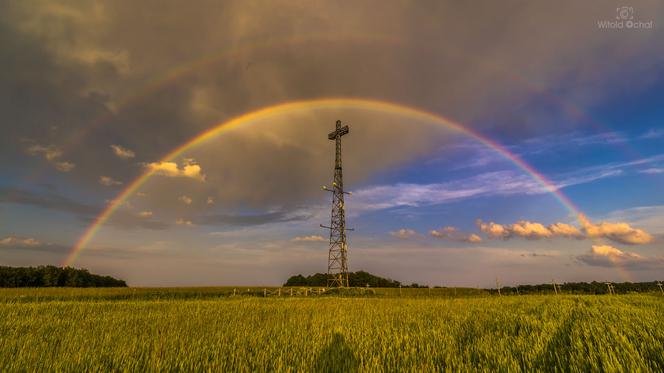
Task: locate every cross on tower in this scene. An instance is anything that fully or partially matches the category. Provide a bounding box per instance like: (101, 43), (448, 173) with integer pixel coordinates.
(321, 120), (351, 288)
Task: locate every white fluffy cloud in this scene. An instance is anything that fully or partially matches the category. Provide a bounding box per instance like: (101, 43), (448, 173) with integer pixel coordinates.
(476, 220), (511, 239)
(477, 217), (654, 245)
(25, 143), (75, 172)
(509, 221), (552, 240)
(110, 144), (135, 159)
(0, 236), (41, 247)
(54, 161), (75, 172)
(291, 235), (325, 242)
(176, 218), (193, 226)
(99, 176), (123, 186)
(576, 244), (664, 270)
(26, 144), (62, 161)
(179, 195), (193, 205)
(430, 227), (482, 242)
(144, 160), (205, 181)
(579, 214), (655, 245)
(390, 228), (418, 239)
(590, 244), (636, 258)
(548, 222), (583, 238)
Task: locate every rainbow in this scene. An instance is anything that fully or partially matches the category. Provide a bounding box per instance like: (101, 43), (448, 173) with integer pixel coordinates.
(67, 98), (585, 267)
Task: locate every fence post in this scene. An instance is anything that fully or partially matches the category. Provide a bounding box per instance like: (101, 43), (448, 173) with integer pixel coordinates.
(264, 288), (267, 297)
(290, 288), (293, 297)
(278, 288), (281, 297)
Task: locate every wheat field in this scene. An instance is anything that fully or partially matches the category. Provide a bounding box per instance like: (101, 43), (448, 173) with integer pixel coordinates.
(1, 289), (663, 371)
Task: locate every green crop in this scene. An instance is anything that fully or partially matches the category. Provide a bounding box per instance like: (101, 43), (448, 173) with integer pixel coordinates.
(0, 289), (662, 371)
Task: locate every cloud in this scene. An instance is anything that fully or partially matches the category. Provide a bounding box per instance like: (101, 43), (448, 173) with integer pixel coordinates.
(0, 235), (41, 247)
(26, 144), (62, 161)
(576, 244), (664, 270)
(3, 0), (664, 215)
(110, 144), (135, 159)
(477, 217), (654, 245)
(640, 128), (664, 140)
(0, 186), (100, 218)
(509, 221), (553, 240)
(0, 236), (71, 254)
(137, 211), (153, 218)
(639, 168), (664, 175)
(292, 235), (325, 242)
(24, 143), (76, 172)
(0, 187), (169, 231)
(590, 244), (634, 257)
(178, 195), (193, 205)
(99, 176), (123, 186)
(0, 235), (79, 255)
(476, 220), (511, 239)
(351, 159), (638, 214)
(194, 210), (311, 227)
(520, 252), (558, 258)
(430, 227), (482, 242)
(207, 197), (215, 205)
(603, 205), (664, 235)
(518, 132), (629, 156)
(548, 222), (583, 238)
(144, 160), (206, 181)
(390, 228), (418, 239)
(54, 161), (75, 172)
(176, 218), (194, 226)
(579, 214), (655, 245)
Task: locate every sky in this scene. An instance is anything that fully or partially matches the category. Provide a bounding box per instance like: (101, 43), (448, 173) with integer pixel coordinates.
(1, 0), (663, 287)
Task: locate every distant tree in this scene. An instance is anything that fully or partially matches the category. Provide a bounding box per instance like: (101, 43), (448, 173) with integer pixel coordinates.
(284, 271), (404, 287)
(0, 266), (126, 287)
(491, 280), (662, 295)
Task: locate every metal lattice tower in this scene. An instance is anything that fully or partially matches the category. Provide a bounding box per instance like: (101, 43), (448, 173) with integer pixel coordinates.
(321, 120), (351, 288)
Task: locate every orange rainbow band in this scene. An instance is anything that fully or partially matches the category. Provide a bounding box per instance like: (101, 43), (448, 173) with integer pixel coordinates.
(66, 97), (630, 281)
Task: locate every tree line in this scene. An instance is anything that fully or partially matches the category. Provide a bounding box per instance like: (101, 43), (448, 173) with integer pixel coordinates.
(0, 266), (127, 287)
(284, 271), (427, 288)
(492, 281), (664, 295)
(285, 271), (663, 294)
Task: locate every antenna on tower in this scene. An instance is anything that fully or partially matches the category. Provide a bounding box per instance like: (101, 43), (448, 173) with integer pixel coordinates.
(321, 120), (352, 288)
(656, 281), (663, 295)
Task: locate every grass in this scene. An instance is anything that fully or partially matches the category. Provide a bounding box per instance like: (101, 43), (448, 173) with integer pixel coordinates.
(0, 289), (662, 371)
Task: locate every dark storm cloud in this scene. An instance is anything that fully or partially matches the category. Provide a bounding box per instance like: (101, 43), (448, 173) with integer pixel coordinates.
(0, 185), (312, 230)
(0, 186), (101, 217)
(0, 186), (170, 230)
(2, 0), (664, 209)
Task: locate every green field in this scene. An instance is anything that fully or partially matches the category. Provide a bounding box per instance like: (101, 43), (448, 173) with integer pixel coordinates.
(1, 288), (663, 371)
